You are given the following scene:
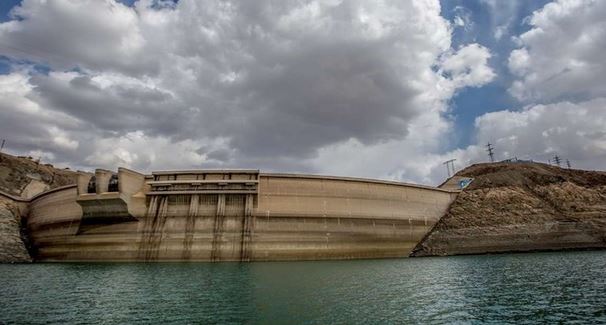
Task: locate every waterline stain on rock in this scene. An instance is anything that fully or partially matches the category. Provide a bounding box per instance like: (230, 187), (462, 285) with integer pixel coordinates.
(412, 162), (606, 257)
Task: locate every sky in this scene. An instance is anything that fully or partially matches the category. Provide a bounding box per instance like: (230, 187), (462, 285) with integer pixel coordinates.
(0, 0), (605, 185)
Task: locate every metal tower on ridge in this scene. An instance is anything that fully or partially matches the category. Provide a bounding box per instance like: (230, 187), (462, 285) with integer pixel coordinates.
(486, 143), (495, 162)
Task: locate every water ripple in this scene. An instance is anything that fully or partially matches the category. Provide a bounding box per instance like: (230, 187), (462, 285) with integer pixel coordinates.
(2, 251), (606, 324)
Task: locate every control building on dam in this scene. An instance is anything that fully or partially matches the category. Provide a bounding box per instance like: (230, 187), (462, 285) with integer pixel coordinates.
(24, 168), (459, 262)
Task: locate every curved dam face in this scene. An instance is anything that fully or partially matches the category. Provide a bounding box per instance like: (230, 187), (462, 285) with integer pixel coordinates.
(26, 168), (457, 262)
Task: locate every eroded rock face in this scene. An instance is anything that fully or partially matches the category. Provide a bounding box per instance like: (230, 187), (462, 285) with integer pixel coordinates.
(412, 163), (606, 256)
(0, 199), (31, 263)
(0, 153), (79, 263)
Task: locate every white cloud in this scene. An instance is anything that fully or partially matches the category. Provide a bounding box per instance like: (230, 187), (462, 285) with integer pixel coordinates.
(454, 16), (466, 27)
(0, 72), (83, 156)
(439, 98), (606, 178)
(440, 44), (496, 88)
(0, 0), (147, 74)
(507, 48), (530, 76)
(317, 96), (606, 183)
(453, 0), (606, 179)
(84, 131), (231, 172)
(430, 0), (606, 184)
(49, 127), (79, 150)
(0, 0), (496, 184)
(2, 0), (602, 189)
(508, 0), (606, 102)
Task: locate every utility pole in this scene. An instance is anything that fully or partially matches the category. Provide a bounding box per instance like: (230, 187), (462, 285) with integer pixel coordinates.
(486, 142), (495, 162)
(0, 139), (5, 162)
(443, 159), (456, 178)
(553, 155), (561, 167)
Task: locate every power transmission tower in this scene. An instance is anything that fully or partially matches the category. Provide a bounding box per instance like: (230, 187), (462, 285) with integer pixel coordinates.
(486, 143), (495, 162)
(553, 155), (561, 167)
(566, 159), (571, 169)
(443, 159), (456, 178)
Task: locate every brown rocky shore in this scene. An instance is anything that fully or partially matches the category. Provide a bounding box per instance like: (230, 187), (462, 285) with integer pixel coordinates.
(0, 198), (31, 263)
(412, 162), (606, 256)
(0, 153), (77, 263)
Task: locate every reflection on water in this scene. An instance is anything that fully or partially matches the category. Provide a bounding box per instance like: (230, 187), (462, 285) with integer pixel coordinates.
(2, 251), (606, 324)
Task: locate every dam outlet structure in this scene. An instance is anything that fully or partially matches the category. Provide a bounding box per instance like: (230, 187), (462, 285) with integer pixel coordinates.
(24, 168), (459, 262)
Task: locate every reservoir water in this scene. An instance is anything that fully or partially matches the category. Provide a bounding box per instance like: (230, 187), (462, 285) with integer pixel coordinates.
(2, 251), (606, 324)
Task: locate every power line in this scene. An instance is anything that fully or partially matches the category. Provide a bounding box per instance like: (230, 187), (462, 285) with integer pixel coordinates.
(486, 143), (495, 162)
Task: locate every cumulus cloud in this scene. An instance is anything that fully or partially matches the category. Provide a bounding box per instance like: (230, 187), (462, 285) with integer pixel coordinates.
(85, 131), (231, 172)
(437, 98), (606, 179)
(0, 0), (496, 183)
(1, 0), (602, 188)
(0, 72), (82, 160)
(473, 99), (606, 168)
(508, 0), (606, 102)
(0, 0), (148, 74)
(440, 44), (495, 88)
(438, 0), (606, 182)
(498, 0), (606, 171)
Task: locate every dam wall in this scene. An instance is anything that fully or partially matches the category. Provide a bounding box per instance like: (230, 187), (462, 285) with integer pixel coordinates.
(26, 169), (458, 262)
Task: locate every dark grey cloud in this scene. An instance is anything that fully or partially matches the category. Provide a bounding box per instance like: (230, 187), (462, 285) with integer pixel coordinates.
(228, 41), (419, 157)
(0, 0), (496, 182)
(29, 73), (182, 136)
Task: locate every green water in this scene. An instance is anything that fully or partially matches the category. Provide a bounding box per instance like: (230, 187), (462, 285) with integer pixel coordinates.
(1, 251), (606, 324)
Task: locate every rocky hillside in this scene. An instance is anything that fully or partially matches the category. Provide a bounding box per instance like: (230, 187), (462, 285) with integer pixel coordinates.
(412, 162), (606, 256)
(0, 152), (78, 263)
(0, 152), (77, 198)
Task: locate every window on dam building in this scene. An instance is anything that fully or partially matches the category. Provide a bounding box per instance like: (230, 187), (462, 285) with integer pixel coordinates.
(87, 176), (96, 194)
(108, 174), (119, 192)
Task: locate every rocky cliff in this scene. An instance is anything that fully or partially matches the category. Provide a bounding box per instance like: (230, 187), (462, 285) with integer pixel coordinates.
(412, 162), (606, 256)
(0, 198), (30, 263)
(0, 152), (78, 262)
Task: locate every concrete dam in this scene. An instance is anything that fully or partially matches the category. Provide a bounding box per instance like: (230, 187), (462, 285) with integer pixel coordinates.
(24, 168), (459, 262)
